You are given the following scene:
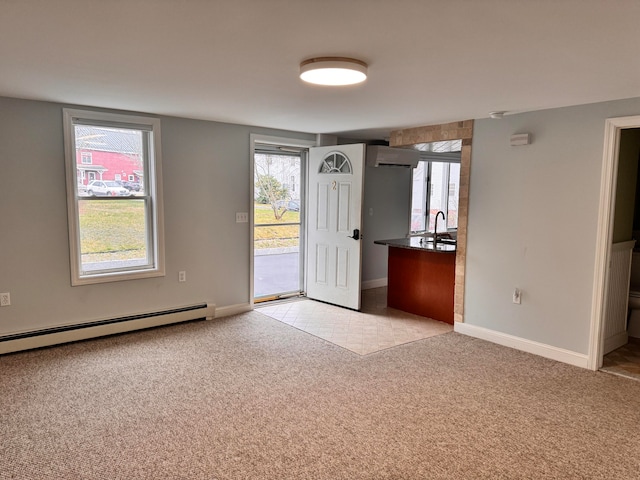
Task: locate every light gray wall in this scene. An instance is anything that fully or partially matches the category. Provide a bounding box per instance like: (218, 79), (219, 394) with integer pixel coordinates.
(0, 96), (314, 337)
(361, 166), (412, 283)
(465, 97), (640, 355)
(6, 93), (640, 356)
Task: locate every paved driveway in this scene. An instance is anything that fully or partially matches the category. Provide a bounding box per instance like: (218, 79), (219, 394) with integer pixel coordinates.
(254, 252), (300, 298)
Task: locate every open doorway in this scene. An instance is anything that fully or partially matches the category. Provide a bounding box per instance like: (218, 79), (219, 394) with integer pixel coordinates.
(253, 143), (305, 302)
(599, 127), (640, 379)
(250, 135), (316, 304)
(389, 121), (474, 325)
(591, 117), (640, 372)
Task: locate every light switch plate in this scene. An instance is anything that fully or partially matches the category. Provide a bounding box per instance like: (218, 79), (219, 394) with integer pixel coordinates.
(0, 293), (10, 306)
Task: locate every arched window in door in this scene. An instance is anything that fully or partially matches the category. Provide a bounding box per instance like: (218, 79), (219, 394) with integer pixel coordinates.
(319, 152), (352, 174)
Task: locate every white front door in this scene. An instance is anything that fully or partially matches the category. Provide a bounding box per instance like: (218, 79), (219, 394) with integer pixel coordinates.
(306, 144), (365, 310)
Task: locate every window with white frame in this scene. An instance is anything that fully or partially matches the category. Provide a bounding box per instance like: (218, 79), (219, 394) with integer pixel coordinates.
(411, 160), (460, 234)
(63, 109), (165, 285)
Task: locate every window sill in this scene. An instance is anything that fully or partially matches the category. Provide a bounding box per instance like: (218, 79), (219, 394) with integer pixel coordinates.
(72, 268), (165, 286)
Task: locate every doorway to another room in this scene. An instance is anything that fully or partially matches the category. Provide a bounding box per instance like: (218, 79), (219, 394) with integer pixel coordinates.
(599, 125), (640, 380)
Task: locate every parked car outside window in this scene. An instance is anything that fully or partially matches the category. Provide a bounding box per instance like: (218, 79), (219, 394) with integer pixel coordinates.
(274, 199), (300, 211)
(86, 180), (131, 197)
(117, 181), (142, 192)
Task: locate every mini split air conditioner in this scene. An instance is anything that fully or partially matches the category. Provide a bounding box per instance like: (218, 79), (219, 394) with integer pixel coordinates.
(366, 145), (420, 168)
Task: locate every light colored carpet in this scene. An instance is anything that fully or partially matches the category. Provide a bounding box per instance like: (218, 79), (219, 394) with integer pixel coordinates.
(2, 311), (640, 479)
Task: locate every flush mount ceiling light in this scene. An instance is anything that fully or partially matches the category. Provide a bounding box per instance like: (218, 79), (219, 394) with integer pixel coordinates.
(300, 57), (368, 86)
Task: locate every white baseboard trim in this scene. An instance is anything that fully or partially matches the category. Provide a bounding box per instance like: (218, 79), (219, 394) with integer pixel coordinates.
(362, 278), (387, 290)
(454, 322), (590, 369)
(215, 303), (252, 318)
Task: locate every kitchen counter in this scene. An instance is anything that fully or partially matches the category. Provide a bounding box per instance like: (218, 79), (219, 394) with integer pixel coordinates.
(376, 237), (456, 324)
(374, 237), (456, 253)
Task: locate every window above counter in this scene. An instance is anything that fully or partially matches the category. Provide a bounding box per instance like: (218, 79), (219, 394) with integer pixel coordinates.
(411, 160), (460, 235)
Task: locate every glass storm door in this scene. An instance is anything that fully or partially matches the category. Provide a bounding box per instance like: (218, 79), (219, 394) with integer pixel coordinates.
(253, 149), (303, 300)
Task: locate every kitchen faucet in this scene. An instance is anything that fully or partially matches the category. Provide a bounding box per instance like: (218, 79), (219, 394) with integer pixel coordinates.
(434, 211), (445, 242)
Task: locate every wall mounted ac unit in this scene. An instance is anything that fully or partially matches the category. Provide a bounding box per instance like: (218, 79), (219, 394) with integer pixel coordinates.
(366, 145), (420, 168)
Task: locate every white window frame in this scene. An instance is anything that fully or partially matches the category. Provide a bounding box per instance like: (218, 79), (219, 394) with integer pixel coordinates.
(411, 160), (460, 234)
(63, 108), (165, 285)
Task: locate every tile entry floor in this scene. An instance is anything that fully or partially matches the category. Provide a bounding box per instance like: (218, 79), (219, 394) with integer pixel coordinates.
(601, 338), (640, 381)
(256, 287), (453, 355)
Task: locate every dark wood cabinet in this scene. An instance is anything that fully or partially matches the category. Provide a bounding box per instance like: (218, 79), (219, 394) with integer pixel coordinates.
(387, 246), (455, 324)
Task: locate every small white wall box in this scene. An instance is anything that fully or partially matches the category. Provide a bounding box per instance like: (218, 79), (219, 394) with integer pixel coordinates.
(510, 133), (531, 146)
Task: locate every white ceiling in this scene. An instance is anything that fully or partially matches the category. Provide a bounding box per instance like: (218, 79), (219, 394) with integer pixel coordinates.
(2, 0), (639, 140)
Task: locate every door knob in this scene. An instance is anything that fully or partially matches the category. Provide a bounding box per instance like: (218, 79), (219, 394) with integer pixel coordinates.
(348, 228), (360, 240)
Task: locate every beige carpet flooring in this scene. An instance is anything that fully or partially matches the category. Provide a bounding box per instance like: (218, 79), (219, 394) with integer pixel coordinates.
(2, 311), (640, 479)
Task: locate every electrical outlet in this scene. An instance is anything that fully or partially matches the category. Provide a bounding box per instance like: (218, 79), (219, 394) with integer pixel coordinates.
(513, 288), (522, 305)
(0, 292), (10, 307)
(179, 271), (186, 282)
(236, 212), (248, 223)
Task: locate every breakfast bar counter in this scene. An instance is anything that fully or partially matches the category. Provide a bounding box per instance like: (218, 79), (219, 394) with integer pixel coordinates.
(374, 238), (456, 324)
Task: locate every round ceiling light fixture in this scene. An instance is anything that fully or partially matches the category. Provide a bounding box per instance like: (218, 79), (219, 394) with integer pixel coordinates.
(300, 57), (368, 86)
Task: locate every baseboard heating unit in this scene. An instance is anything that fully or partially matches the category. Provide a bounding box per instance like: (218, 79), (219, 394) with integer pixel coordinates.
(0, 303), (215, 355)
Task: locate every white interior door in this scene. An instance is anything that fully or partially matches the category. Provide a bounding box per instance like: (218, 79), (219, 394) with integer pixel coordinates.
(306, 144), (365, 310)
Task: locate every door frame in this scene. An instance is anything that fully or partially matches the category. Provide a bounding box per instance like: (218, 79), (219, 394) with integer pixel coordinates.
(390, 121), (474, 324)
(589, 115), (640, 370)
(249, 134), (316, 308)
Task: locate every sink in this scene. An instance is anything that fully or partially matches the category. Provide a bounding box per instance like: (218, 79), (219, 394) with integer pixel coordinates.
(412, 235), (456, 245)
(435, 237), (457, 245)
(419, 241), (456, 251)
(411, 236), (457, 252)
